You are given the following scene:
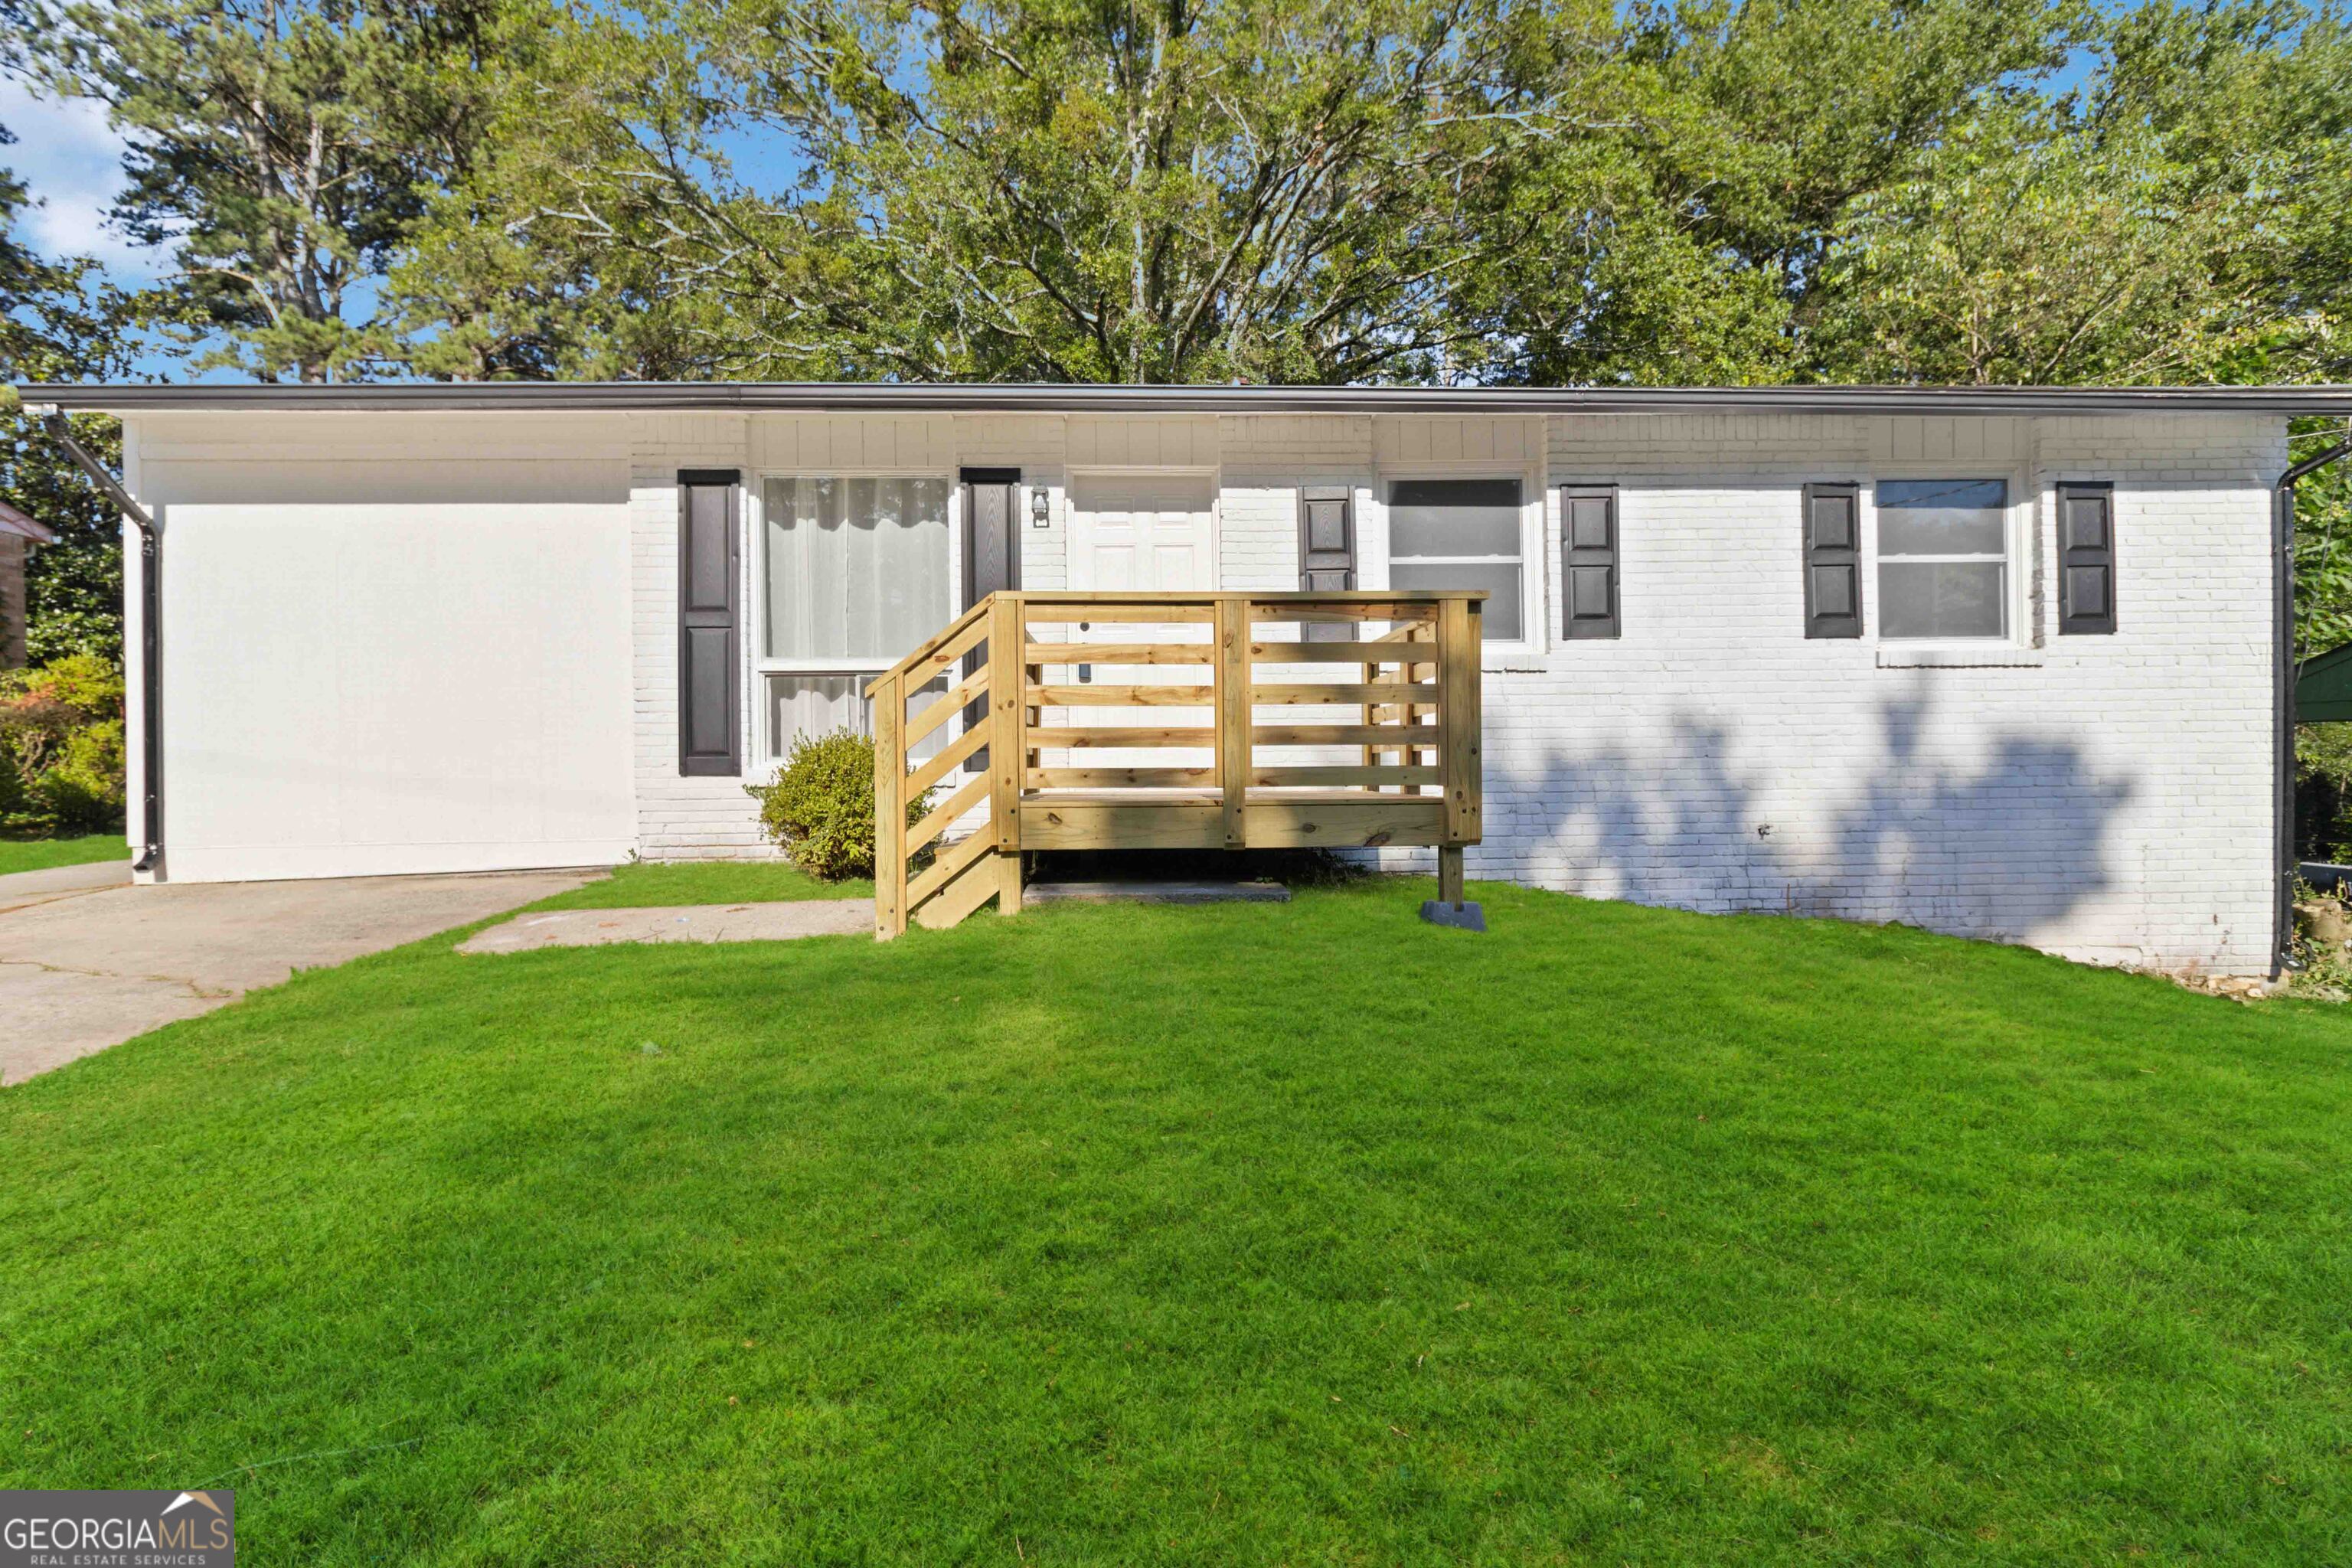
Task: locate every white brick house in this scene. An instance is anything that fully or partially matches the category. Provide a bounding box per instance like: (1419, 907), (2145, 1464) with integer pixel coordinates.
(24, 381), (2347, 975)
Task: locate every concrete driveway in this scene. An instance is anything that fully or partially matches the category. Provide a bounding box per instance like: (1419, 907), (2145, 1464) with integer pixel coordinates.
(0, 865), (600, 1085)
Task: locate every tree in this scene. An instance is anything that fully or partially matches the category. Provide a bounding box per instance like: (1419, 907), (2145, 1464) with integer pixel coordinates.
(410, 0), (1629, 384)
(1807, 0), (2351, 385)
(0, 122), (136, 663)
(25, 0), (505, 383)
(1479, 0), (2088, 384)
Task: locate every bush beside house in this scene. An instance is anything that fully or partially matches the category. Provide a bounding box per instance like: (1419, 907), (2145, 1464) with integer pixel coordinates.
(0, 653), (126, 835)
(749, 729), (931, 881)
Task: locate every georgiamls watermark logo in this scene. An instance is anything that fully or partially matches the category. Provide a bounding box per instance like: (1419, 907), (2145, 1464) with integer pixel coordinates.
(1, 1488), (234, 1566)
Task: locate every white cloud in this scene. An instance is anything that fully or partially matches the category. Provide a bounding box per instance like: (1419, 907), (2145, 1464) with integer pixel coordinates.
(0, 78), (165, 279)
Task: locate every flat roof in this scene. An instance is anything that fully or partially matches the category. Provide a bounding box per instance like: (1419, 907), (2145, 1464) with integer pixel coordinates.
(18, 381), (2352, 416)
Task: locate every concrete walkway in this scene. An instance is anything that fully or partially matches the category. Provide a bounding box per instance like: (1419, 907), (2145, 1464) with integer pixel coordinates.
(0, 866), (599, 1085)
(0, 857), (132, 913)
(460, 899), (872, 953)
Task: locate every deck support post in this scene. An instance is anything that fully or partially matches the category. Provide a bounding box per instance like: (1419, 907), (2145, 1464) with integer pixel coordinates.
(874, 670), (907, 939)
(1216, 598), (1250, 849)
(989, 595), (1026, 915)
(1438, 844), (1465, 905)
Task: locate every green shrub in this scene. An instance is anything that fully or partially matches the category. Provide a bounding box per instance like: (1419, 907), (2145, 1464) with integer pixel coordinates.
(0, 654), (126, 836)
(746, 728), (932, 881)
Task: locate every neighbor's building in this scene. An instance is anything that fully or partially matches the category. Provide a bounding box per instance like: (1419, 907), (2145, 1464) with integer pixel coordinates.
(0, 500), (56, 668)
(21, 381), (2350, 975)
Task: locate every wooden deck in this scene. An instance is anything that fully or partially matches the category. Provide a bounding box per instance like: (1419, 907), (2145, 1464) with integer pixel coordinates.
(867, 591), (1485, 939)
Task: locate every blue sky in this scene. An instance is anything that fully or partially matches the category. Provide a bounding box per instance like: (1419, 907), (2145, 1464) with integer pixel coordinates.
(3, 77), (153, 280)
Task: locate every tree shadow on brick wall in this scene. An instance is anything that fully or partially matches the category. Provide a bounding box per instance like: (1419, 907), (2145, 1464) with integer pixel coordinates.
(1508, 677), (2135, 943)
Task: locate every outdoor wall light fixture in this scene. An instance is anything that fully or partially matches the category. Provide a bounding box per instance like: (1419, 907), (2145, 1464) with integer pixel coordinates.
(1031, 485), (1050, 527)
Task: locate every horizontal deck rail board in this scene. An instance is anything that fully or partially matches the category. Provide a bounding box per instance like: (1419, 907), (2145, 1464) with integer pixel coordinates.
(1022, 643), (1212, 665)
(1252, 682), (1440, 704)
(1252, 764), (1442, 787)
(1252, 724), (1436, 746)
(870, 591), (1482, 939)
(1250, 604), (1438, 624)
(1029, 684), (1215, 706)
(1041, 727), (1220, 747)
(1027, 766), (1219, 789)
(1246, 642), (1437, 663)
(1021, 605), (1214, 624)
(1005, 590), (1488, 605)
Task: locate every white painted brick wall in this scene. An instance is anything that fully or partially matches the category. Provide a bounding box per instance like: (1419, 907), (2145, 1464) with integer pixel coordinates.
(622, 408), (2284, 972)
(629, 412), (777, 861)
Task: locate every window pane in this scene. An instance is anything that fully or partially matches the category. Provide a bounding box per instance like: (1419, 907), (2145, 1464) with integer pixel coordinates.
(766, 673), (950, 762)
(1388, 479), (1521, 557)
(1879, 561), (2006, 639)
(1877, 478), (2007, 556)
(763, 476), (951, 660)
(1390, 561), (1521, 641)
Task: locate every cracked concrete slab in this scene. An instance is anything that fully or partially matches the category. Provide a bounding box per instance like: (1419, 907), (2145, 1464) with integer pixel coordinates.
(459, 899), (872, 953)
(0, 867), (602, 1085)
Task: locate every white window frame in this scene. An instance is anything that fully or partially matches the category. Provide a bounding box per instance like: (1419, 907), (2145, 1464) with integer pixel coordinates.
(1867, 466), (2030, 647)
(749, 469), (964, 769)
(1370, 463), (1546, 657)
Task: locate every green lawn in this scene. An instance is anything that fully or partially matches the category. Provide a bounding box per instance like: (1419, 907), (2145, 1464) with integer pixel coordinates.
(4, 880), (2350, 1564)
(0, 832), (126, 876)
(531, 858), (871, 910)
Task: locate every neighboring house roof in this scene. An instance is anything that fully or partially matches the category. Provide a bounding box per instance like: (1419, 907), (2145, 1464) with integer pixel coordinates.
(0, 500), (57, 544)
(2300, 643), (2352, 723)
(17, 381), (2352, 416)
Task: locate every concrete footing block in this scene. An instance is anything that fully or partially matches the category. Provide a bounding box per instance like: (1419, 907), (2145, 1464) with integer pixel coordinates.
(1419, 900), (1487, 932)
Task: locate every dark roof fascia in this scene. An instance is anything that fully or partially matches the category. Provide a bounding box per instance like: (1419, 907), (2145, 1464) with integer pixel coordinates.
(19, 381), (2352, 416)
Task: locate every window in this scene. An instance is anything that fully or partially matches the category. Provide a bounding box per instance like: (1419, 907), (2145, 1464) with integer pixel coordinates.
(759, 475), (952, 758)
(1386, 479), (1524, 641)
(1875, 478), (2009, 640)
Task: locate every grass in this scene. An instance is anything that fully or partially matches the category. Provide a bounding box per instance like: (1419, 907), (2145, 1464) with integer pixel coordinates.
(525, 858), (871, 910)
(4, 880), (2351, 1564)
(0, 831), (126, 876)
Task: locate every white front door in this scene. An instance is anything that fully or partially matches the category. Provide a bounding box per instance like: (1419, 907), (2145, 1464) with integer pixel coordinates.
(1068, 472), (1216, 593)
(1064, 473), (1217, 777)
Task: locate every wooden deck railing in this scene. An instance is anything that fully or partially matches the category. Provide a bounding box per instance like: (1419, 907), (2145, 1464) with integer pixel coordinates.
(867, 591), (1483, 939)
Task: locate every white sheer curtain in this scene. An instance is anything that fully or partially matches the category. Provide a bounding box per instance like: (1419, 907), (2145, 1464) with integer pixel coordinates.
(764, 477), (952, 661)
(760, 476), (954, 760)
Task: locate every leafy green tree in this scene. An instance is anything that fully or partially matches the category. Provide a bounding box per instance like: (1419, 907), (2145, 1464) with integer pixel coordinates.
(0, 122), (135, 663)
(24, 0), (505, 383)
(1481, 0), (2088, 384)
(415, 0), (1626, 383)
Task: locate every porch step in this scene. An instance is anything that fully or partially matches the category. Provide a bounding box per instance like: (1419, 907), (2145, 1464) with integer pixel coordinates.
(1024, 880), (1292, 906)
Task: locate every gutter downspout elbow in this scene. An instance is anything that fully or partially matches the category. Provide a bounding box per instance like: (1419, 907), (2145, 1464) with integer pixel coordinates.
(23, 400), (164, 876)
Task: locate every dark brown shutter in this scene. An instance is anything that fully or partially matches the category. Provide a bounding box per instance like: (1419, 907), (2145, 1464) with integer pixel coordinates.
(960, 469), (1021, 763)
(1802, 482), (1862, 639)
(2056, 482), (2116, 635)
(1560, 485), (1620, 640)
(962, 468), (1022, 601)
(678, 469), (742, 776)
(1298, 486), (1355, 641)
